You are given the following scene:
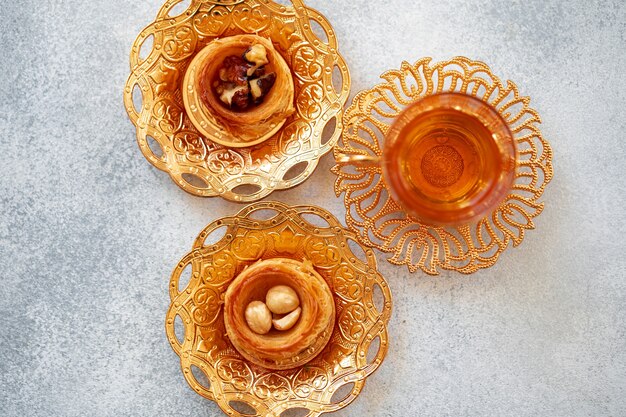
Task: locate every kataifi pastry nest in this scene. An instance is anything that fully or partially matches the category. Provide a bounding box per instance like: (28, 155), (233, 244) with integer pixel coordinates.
(332, 57), (554, 275)
(124, 0), (350, 202)
(223, 258), (335, 370)
(184, 34), (295, 147)
(165, 202), (392, 417)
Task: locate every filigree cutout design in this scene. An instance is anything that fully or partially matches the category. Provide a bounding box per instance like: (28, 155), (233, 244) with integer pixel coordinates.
(124, 0), (350, 202)
(165, 202), (392, 417)
(332, 57), (553, 275)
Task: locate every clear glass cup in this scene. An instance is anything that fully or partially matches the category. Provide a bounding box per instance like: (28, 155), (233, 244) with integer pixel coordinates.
(339, 93), (517, 226)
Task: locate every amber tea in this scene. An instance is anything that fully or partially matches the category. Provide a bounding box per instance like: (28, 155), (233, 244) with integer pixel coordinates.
(383, 93), (517, 226)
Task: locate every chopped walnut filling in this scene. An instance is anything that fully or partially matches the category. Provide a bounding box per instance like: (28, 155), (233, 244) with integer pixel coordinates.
(216, 84), (250, 109)
(218, 55), (250, 85)
(214, 44), (277, 110)
(250, 73), (277, 104)
(244, 44), (270, 76)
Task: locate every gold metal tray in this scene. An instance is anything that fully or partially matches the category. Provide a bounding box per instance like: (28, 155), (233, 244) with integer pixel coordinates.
(165, 202), (392, 417)
(332, 57), (554, 275)
(124, 0), (350, 202)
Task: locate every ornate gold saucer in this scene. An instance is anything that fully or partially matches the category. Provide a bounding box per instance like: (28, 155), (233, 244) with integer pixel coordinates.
(165, 202), (392, 417)
(124, 0), (350, 202)
(332, 57), (553, 275)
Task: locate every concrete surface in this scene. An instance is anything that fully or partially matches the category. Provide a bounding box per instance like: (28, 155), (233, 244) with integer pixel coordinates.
(1, 0), (625, 416)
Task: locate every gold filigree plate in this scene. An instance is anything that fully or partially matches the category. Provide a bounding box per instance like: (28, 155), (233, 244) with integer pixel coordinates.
(332, 57), (553, 275)
(165, 202), (392, 417)
(124, 0), (350, 202)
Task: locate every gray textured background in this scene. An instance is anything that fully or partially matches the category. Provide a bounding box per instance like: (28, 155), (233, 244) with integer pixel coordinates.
(1, 0), (625, 416)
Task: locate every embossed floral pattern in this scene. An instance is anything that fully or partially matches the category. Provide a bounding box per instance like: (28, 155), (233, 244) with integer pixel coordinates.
(231, 230), (266, 260)
(304, 237), (341, 267)
(292, 45), (323, 81)
(293, 366), (328, 397)
(333, 264), (362, 302)
(152, 98), (184, 134)
(207, 149), (245, 175)
(163, 25), (197, 61)
(216, 357), (253, 391)
(191, 286), (221, 326)
(253, 373), (291, 401)
(173, 130), (207, 162)
(149, 61), (180, 94)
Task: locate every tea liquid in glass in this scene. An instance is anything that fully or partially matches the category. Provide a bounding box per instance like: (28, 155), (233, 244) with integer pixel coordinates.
(383, 93), (516, 226)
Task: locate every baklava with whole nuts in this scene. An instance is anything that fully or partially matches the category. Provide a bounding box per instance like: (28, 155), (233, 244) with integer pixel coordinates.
(224, 258), (335, 370)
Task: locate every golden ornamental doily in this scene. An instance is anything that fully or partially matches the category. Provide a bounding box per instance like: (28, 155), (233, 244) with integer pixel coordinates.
(332, 57), (554, 275)
(165, 201), (392, 417)
(123, 0), (350, 202)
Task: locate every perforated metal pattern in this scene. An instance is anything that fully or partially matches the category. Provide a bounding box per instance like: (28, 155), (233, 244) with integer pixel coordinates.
(332, 57), (553, 274)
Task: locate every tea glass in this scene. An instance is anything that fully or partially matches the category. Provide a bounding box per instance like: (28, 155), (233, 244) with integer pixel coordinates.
(339, 93), (517, 226)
